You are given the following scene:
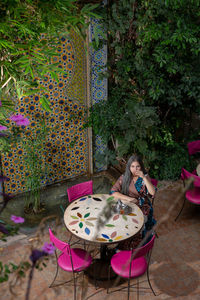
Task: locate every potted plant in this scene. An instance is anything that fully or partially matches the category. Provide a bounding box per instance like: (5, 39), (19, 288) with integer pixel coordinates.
(22, 117), (49, 214)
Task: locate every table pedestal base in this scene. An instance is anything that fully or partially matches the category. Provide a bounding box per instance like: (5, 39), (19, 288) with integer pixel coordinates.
(85, 259), (117, 281)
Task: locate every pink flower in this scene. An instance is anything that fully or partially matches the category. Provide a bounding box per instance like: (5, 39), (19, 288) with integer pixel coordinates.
(15, 118), (30, 126)
(0, 125), (8, 131)
(10, 114), (24, 121)
(10, 215), (25, 224)
(42, 242), (55, 255)
(10, 115), (24, 122)
(10, 114), (30, 126)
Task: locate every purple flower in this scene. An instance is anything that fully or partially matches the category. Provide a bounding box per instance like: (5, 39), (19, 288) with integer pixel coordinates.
(30, 249), (47, 264)
(0, 224), (9, 235)
(0, 125), (8, 131)
(0, 100), (2, 107)
(10, 114), (24, 122)
(42, 242), (55, 255)
(15, 118), (30, 126)
(0, 175), (9, 182)
(10, 215), (25, 224)
(0, 132), (7, 137)
(10, 114), (30, 126)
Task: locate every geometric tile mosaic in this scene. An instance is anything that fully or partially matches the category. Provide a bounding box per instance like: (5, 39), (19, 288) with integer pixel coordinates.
(1, 31), (89, 195)
(89, 18), (107, 171)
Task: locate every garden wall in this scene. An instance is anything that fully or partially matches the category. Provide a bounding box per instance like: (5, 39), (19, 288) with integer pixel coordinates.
(1, 30), (89, 195)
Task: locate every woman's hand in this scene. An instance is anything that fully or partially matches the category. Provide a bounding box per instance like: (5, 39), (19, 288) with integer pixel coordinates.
(135, 170), (145, 179)
(129, 198), (138, 204)
(122, 197), (138, 204)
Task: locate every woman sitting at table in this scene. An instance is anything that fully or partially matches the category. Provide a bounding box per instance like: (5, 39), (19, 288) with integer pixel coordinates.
(110, 154), (156, 249)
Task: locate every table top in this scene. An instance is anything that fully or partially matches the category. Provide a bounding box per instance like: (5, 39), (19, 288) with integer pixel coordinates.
(196, 164), (200, 176)
(64, 194), (144, 244)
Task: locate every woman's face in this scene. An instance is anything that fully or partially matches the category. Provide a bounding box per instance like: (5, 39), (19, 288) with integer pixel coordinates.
(130, 161), (141, 176)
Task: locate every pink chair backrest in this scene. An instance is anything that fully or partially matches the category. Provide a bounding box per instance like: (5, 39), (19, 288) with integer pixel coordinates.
(132, 234), (156, 259)
(151, 178), (158, 187)
(67, 180), (93, 202)
(181, 168), (200, 188)
(187, 140), (200, 156)
(49, 228), (70, 253)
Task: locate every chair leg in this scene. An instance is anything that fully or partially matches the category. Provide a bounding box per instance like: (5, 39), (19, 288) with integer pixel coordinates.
(146, 264), (156, 296)
(175, 197), (186, 221)
(73, 272), (77, 300)
(49, 266), (74, 288)
(49, 262), (59, 288)
(137, 277), (139, 300)
(127, 277), (131, 300)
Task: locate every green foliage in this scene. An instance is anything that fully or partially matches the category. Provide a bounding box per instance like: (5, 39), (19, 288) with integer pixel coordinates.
(87, 0), (200, 179)
(0, 261), (18, 282)
(0, 0), (100, 152)
(149, 143), (191, 180)
(22, 117), (51, 213)
(0, 223), (20, 242)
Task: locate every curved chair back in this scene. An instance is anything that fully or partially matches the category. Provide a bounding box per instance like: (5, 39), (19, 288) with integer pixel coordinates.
(151, 178), (158, 188)
(67, 180), (93, 202)
(187, 140), (200, 156)
(181, 168), (200, 188)
(132, 234), (156, 259)
(49, 228), (69, 253)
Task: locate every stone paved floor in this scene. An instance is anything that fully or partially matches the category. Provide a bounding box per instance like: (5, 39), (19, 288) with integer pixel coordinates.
(0, 170), (200, 300)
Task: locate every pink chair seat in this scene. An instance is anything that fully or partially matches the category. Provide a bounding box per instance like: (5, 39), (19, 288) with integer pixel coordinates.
(58, 248), (92, 272)
(186, 188), (200, 204)
(111, 251), (147, 278)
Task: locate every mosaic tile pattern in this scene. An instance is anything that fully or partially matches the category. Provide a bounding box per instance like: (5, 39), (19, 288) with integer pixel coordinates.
(89, 18), (107, 171)
(2, 31), (89, 194)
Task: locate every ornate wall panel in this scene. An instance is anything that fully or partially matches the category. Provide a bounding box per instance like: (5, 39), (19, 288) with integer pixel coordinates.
(89, 18), (107, 171)
(2, 31), (89, 195)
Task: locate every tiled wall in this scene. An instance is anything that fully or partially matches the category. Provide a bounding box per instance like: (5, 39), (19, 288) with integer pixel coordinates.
(2, 31), (89, 194)
(89, 18), (107, 171)
(1, 18), (108, 195)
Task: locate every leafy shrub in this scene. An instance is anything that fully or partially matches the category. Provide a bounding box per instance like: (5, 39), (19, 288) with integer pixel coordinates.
(87, 0), (200, 180)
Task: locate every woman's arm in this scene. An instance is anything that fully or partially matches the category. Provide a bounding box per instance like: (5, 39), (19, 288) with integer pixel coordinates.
(111, 175), (138, 203)
(143, 176), (155, 196)
(135, 171), (155, 196)
(112, 191), (138, 203)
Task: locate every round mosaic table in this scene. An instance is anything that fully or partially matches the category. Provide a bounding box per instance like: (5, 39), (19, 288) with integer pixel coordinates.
(64, 194), (144, 244)
(64, 194), (144, 281)
(196, 164), (200, 176)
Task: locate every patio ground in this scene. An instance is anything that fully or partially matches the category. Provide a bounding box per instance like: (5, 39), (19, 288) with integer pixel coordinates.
(0, 168), (200, 300)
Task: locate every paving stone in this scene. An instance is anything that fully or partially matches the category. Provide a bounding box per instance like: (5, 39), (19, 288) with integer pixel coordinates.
(0, 173), (199, 300)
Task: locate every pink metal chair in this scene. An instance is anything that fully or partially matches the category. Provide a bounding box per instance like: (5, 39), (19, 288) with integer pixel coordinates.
(107, 234), (156, 300)
(151, 178), (158, 188)
(49, 228), (92, 300)
(175, 168), (200, 221)
(187, 140), (200, 156)
(67, 180), (93, 247)
(67, 180), (93, 203)
(187, 140), (200, 174)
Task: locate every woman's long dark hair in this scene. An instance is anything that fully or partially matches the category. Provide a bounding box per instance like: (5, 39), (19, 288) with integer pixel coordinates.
(121, 155), (146, 195)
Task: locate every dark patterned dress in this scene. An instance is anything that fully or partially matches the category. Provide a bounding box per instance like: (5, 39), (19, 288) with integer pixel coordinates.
(110, 175), (156, 249)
